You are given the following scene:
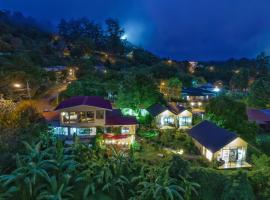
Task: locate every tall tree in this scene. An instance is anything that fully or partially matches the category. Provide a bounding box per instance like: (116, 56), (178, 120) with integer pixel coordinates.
(116, 72), (163, 111)
(256, 52), (269, 76)
(248, 76), (270, 108)
(206, 96), (258, 141)
(105, 19), (124, 54)
(230, 68), (249, 91)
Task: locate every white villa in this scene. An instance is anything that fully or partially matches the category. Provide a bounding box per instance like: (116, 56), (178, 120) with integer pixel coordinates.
(189, 120), (251, 169)
(147, 103), (192, 129)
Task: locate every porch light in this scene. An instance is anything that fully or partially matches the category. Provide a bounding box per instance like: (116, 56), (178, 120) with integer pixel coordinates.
(190, 102), (195, 106)
(198, 102), (202, 106)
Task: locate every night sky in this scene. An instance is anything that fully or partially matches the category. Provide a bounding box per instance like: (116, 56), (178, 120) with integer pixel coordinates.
(1, 0), (270, 61)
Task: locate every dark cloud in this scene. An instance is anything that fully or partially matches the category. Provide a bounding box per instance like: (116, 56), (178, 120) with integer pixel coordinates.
(1, 0), (270, 60)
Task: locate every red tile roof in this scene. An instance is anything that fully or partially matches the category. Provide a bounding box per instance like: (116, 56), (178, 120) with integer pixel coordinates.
(43, 111), (59, 122)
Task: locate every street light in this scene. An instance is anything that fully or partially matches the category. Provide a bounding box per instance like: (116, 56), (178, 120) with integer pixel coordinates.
(13, 81), (31, 99)
(13, 83), (21, 88)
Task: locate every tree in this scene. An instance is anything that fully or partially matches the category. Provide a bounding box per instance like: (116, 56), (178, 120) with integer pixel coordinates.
(248, 76), (270, 108)
(256, 52), (269, 76)
(135, 167), (185, 200)
(206, 96), (258, 141)
(169, 155), (190, 179)
(230, 68), (249, 91)
(105, 19), (124, 54)
(63, 81), (84, 97)
(160, 78), (182, 101)
(222, 171), (255, 200)
(116, 72), (163, 111)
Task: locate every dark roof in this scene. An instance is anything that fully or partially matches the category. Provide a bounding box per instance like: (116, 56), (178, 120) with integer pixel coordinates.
(182, 87), (215, 96)
(168, 104), (186, 115)
(106, 109), (138, 125)
(147, 104), (167, 117)
(188, 120), (238, 153)
(247, 108), (270, 124)
(147, 103), (188, 117)
(262, 109), (270, 116)
(55, 96), (112, 110)
(199, 83), (214, 89)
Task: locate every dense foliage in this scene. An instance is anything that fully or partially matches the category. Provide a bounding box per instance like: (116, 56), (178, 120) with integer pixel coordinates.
(0, 141), (201, 200)
(206, 95), (258, 141)
(248, 76), (270, 108)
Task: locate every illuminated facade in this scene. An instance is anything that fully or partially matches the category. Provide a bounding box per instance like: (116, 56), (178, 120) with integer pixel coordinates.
(182, 87), (216, 110)
(44, 96), (137, 146)
(189, 121), (251, 169)
(147, 103), (192, 129)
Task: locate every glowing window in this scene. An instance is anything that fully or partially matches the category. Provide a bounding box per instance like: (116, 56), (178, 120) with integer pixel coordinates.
(121, 127), (130, 134)
(205, 149), (213, 161)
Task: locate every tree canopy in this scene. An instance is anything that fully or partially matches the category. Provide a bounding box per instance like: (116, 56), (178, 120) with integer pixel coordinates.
(248, 76), (270, 108)
(116, 72), (163, 110)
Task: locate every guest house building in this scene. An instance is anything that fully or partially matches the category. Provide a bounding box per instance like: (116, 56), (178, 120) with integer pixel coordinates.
(147, 103), (192, 129)
(43, 96), (137, 146)
(189, 121), (251, 169)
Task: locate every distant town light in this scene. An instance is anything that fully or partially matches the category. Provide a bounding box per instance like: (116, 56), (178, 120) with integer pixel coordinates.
(213, 86), (220, 92)
(121, 34), (128, 40)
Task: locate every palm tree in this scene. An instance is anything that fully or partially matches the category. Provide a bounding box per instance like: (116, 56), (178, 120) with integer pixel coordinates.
(0, 142), (57, 199)
(0, 185), (17, 200)
(92, 148), (132, 199)
(180, 177), (200, 200)
(37, 175), (73, 200)
(135, 167), (185, 200)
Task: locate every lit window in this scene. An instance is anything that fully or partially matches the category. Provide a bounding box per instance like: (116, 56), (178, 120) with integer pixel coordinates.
(69, 112), (78, 123)
(179, 116), (192, 126)
(163, 116), (174, 125)
(205, 149), (213, 161)
(80, 111), (94, 122)
(121, 127), (130, 134)
(53, 127), (68, 135)
(61, 112), (69, 123)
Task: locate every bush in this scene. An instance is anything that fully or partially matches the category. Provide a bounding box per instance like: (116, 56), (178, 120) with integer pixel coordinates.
(222, 171), (255, 200)
(189, 167), (227, 200)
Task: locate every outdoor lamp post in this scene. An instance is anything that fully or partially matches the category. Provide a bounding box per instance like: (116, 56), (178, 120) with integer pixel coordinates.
(13, 80), (31, 99)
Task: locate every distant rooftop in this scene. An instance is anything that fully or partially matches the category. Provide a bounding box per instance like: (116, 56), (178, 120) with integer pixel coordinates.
(182, 87), (215, 96)
(147, 103), (187, 117)
(247, 108), (270, 124)
(44, 66), (67, 71)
